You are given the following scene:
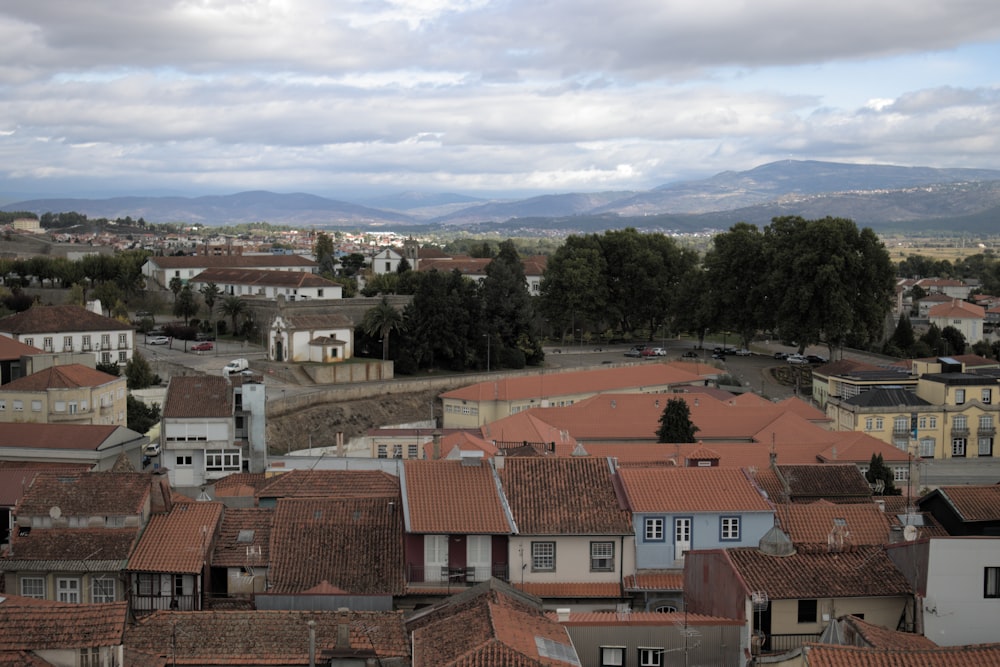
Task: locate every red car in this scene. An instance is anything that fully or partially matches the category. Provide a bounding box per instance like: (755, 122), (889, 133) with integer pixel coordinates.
(192, 342), (213, 351)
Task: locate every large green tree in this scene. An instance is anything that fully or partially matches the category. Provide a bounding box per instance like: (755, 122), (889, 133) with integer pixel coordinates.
(480, 240), (543, 368)
(125, 350), (157, 389)
(127, 395), (161, 435)
(539, 234), (608, 342)
(360, 297), (406, 361)
(199, 282), (221, 320)
(703, 222), (769, 348)
(656, 397), (700, 443)
(173, 285), (198, 325)
(398, 269), (480, 372)
(220, 296), (248, 336)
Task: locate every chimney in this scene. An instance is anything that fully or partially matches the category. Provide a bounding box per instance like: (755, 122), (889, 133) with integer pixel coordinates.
(432, 429), (442, 460)
(556, 608), (571, 622)
(337, 622), (351, 649)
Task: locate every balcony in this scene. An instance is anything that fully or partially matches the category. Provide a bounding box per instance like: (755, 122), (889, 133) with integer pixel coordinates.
(130, 594), (197, 614)
(62, 345), (74, 353)
(979, 426), (996, 437)
(761, 633), (822, 654)
(951, 428), (970, 438)
(406, 563), (509, 590)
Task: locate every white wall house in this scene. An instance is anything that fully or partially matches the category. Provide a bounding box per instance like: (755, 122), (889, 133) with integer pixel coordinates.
(268, 313), (353, 363)
(0, 304), (135, 367)
(928, 299), (985, 346)
(190, 267), (342, 301)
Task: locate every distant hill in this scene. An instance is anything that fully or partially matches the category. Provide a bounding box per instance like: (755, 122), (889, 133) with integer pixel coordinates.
(5, 161), (1000, 233)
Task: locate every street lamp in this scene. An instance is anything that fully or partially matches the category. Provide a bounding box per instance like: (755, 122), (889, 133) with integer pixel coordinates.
(484, 333), (491, 372)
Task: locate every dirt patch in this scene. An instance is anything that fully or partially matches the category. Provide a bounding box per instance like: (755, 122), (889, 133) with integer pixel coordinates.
(265, 388), (442, 454)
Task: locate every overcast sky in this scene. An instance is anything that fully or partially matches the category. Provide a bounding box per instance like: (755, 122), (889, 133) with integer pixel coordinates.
(2, 1), (1000, 201)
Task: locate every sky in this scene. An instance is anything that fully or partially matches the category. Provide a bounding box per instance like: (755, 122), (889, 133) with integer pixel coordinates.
(2, 0), (1000, 202)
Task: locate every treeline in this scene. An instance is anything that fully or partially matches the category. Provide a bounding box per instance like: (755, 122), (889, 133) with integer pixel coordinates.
(897, 253), (1000, 294)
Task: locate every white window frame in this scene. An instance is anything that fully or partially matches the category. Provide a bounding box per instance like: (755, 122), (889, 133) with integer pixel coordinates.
(531, 541), (555, 572)
(590, 541), (615, 572)
(979, 437), (993, 457)
(57, 577), (81, 603)
(80, 647), (101, 667)
(919, 438), (935, 458)
(205, 448), (241, 472)
(983, 388), (993, 404)
(955, 389), (966, 405)
(721, 516), (741, 541)
(952, 438), (967, 457)
(92, 576), (116, 603)
(644, 517), (664, 541)
(600, 646), (625, 667)
(20, 576), (45, 598)
(639, 648), (664, 667)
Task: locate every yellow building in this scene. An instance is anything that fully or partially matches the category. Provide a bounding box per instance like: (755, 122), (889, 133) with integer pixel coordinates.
(0, 363), (127, 426)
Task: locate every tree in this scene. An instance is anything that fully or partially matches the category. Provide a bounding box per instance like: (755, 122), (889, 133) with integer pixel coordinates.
(173, 285), (198, 325)
(865, 453), (899, 495)
(220, 295), (248, 336)
(199, 282), (221, 320)
(886, 313), (915, 356)
(361, 297), (406, 361)
(96, 361), (120, 376)
(125, 350), (157, 389)
(168, 276), (183, 302)
(656, 397), (699, 443)
(313, 232), (335, 264)
(127, 395), (160, 434)
(398, 269), (480, 372)
(539, 234), (608, 343)
(339, 253), (366, 277)
(480, 240), (542, 368)
(396, 256), (411, 274)
(941, 325), (967, 356)
(703, 223), (769, 348)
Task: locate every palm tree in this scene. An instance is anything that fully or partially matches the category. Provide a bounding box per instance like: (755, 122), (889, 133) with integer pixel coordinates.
(200, 282), (221, 321)
(220, 295), (248, 336)
(361, 297), (406, 360)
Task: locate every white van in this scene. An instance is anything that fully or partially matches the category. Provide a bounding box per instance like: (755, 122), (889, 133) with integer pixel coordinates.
(223, 358), (249, 376)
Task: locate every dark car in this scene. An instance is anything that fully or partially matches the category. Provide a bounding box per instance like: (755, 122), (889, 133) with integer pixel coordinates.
(196, 332), (216, 341)
(773, 351), (789, 360)
(682, 350), (699, 358)
(806, 354), (828, 364)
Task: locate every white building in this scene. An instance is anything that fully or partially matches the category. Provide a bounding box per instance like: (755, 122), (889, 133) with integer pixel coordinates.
(0, 304), (135, 367)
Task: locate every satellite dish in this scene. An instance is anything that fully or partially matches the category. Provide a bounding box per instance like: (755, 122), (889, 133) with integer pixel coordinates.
(48, 506), (62, 519)
(903, 525), (918, 542)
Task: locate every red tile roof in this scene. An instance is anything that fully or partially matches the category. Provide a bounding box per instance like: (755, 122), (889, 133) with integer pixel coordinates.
(0, 595), (127, 650)
(553, 610), (741, 625)
(512, 582), (624, 599)
(192, 267), (338, 289)
(841, 614), (938, 650)
(211, 507), (273, 568)
(1, 363), (120, 391)
(927, 485), (1000, 522)
(162, 375), (232, 418)
(0, 423), (122, 451)
(0, 305), (132, 334)
(128, 502), (224, 574)
(775, 503), (893, 546)
(0, 335), (42, 359)
(402, 459), (513, 534)
(8, 527), (138, 561)
(441, 364), (705, 403)
(776, 464), (874, 501)
(16, 471), (152, 516)
(801, 643), (1000, 666)
(725, 544), (912, 600)
(268, 497), (405, 595)
(624, 571), (683, 592)
(148, 254), (317, 269)
(928, 299), (985, 319)
(619, 467), (772, 513)
(255, 469), (400, 499)
(497, 457), (632, 535)
(124, 609), (408, 663)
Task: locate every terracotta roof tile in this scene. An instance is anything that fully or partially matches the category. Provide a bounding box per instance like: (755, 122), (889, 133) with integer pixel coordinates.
(0, 335), (42, 359)
(0, 423), (122, 451)
(124, 609), (408, 662)
(211, 472), (269, 497)
(148, 254), (317, 269)
(777, 464), (873, 501)
(1, 363), (120, 391)
(927, 485), (1000, 522)
(553, 610), (740, 625)
(16, 471), (152, 517)
(193, 267), (338, 289)
(512, 582), (624, 599)
(497, 457), (632, 535)
(725, 545), (912, 600)
(618, 466), (772, 513)
(0, 305), (132, 334)
(403, 459), (513, 534)
(775, 503), (893, 546)
(0, 595), (127, 650)
(128, 502), (224, 573)
(802, 643), (1000, 666)
(269, 497), (405, 595)
(624, 571), (684, 592)
(162, 375), (232, 418)
(8, 527), (138, 561)
(256, 469), (400, 499)
(211, 507), (272, 567)
(842, 614), (938, 650)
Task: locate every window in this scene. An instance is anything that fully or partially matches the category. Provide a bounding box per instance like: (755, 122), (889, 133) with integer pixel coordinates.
(82, 334), (91, 350)
(894, 416), (908, 432)
(600, 647), (624, 667)
(893, 467), (909, 482)
(101, 334), (111, 348)
(80, 648), (101, 667)
(118, 333), (127, 347)
(175, 455), (193, 467)
(63, 335), (72, 351)
(531, 541), (555, 571)
(24, 337), (33, 347)
(377, 444), (387, 459)
(0, 400), (4, 410)
(638, 648), (663, 667)
(392, 444), (402, 459)
(105, 516), (125, 528)
(20, 577), (45, 598)
(919, 416), (928, 429)
(31, 400), (41, 412)
(875, 417), (884, 430)
(952, 438), (967, 457)
(955, 389), (966, 405)
(986, 567), (1000, 598)
(954, 415), (968, 430)
(920, 438), (936, 458)
(57, 577), (81, 603)
(929, 416), (937, 428)
(979, 438), (994, 457)
(590, 541), (614, 571)
(13, 400), (23, 412)
(980, 415), (994, 431)
(865, 417), (873, 431)
(983, 389), (993, 404)
(408, 444), (419, 459)
(797, 599), (818, 624)
(721, 517), (741, 541)
(92, 577), (116, 603)
(644, 517), (664, 541)
(137, 573), (155, 596)
(43, 336), (53, 351)
(205, 449), (241, 471)
(119, 351), (127, 363)
(68, 401), (78, 414)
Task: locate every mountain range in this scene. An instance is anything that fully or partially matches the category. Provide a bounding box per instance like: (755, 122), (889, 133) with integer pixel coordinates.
(5, 160), (1000, 234)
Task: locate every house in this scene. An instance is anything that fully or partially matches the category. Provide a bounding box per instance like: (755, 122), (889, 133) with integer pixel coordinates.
(412, 252), (547, 295)
(0, 334), (40, 385)
(268, 311), (354, 363)
(440, 363), (710, 429)
(0, 304), (136, 367)
(888, 536), (1000, 647)
(916, 484), (1000, 536)
(254, 469), (401, 508)
(811, 359), (915, 411)
(773, 502), (894, 547)
(618, 466), (774, 571)
(370, 246), (405, 275)
(683, 538), (915, 658)
(400, 457), (514, 592)
(0, 423), (148, 471)
(206, 506), (272, 602)
(161, 375), (267, 489)
(265, 496), (405, 602)
(190, 266), (342, 301)
(556, 609), (745, 667)
(799, 643), (1000, 666)
(0, 594), (128, 667)
(762, 463), (875, 504)
(917, 278), (974, 301)
(126, 500), (225, 614)
(405, 578), (579, 667)
(928, 299), (986, 346)
(495, 456), (634, 611)
(141, 253), (317, 288)
(1, 469), (170, 604)
(124, 609), (409, 665)
(0, 364), (127, 426)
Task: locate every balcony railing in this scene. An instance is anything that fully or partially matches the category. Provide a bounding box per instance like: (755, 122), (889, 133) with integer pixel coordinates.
(951, 428), (970, 438)
(763, 632), (822, 654)
(130, 594), (197, 614)
(406, 563), (509, 588)
(979, 426), (996, 436)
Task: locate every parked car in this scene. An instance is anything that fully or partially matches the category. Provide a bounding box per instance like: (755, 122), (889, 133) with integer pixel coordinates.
(144, 442), (161, 456)
(773, 351), (789, 360)
(624, 346), (644, 358)
(787, 354), (809, 364)
(223, 358), (250, 375)
(148, 336), (170, 345)
(192, 342), (213, 351)
(735, 348), (752, 356)
(642, 347), (667, 357)
(682, 350), (699, 358)
(195, 332), (216, 341)
(712, 352), (726, 360)
(806, 354), (828, 364)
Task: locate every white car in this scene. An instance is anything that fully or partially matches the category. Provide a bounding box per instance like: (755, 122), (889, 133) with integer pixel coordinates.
(735, 348), (752, 356)
(148, 336), (170, 345)
(787, 354), (809, 365)
(143, 442), (161, 456)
